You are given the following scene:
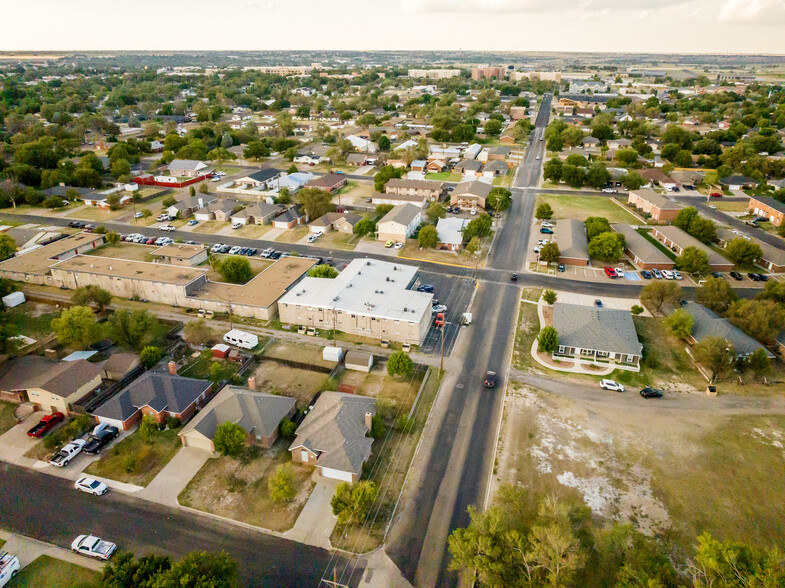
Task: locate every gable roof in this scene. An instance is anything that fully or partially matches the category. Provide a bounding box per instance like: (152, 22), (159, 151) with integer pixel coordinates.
(630, 188), (682, 211)
(246, 168), (283, 183)
(455, 159), (482, 171)
(454, 180), (492, 198)
(750, 196), (785, 214)
(346, 153), (368, 164)
(720, 174), (758, 185)
(168, 159), (207, 172)
(232, 202), (282, 219)
(0, 356), (100, 398)
(553, 219), (589, 260)
(102, 353), (140, 375)
(379, 203), (421, 227)
(289, 391), (376, 476)
(307, 173), (346, 190)
(310, 212), (347, 227)
(612, 224), (672, 265)
(682, 302), (774, 358)
(484, 160), (509, 173)
(553, 302), (643, 357)
(274, 206), (305, 223)
(93, 372), (211, 422)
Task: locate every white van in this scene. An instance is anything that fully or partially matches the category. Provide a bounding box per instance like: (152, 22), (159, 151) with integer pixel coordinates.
(223, 329), (259, 350)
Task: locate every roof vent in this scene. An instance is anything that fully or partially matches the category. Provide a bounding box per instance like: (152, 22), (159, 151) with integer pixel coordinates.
(386, 277), (390, 282)
(403, 307), (408, 312)
(366, 261), (371, 266)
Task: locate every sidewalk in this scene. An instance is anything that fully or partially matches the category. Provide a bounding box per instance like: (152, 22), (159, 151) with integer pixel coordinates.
(0, 529), (104, 572)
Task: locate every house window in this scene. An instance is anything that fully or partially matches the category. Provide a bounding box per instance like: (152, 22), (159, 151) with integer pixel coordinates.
(626, 355), (635, 363)
(558, 346), (565, 354)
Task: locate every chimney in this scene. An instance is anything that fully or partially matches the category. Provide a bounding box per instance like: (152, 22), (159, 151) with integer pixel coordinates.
(168, 361), (177, 375)
(365, 411), (373, 430)
(248, 376), (256, 391)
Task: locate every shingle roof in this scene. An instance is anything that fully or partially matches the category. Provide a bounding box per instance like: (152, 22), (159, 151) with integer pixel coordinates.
(553, 303), (643, 357)
(455, 159), (482, 171)
(289, 391), (376, 476)
(0, 356), (100, 398)
(379, 203), (421, 227)
(612, 224), (672, 265)
(483, 160), (509, 173)
(454, 180), (492, 199)
(720, 175), (758, 185)
(553, 219), (589, 261)
(682, 302), (774, 358)
(274, 206), (304, 223)
(168, 159), (206, 172)
(307, 173), (346, 190)
(750, 196), (785, 214)
(102, 353), (140, 375)
(653, 225), (730, 266)
(93, 372), (211, 422)
(232, 202), (282, 219)
(247, 168), (283, 183)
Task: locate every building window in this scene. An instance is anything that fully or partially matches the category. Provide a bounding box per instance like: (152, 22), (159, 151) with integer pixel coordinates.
(558, 346), (565, 354)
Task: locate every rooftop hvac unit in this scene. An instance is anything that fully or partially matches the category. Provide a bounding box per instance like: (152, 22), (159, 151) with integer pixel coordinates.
(403, 307), (408, 312)
(366, 261), (371, 266)
(386, 277), (390, 282)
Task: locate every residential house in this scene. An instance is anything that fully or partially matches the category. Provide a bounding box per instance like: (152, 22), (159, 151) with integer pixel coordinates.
(0, 356), (101, 413)
(436, 217), (468, 251)
(168, 160), (209, 177)
(411, 160), (426, 172)
(748, 196), (785, 227)
(651, 225), (734, 271)
(453, 159), (482, 177)
(612, 224), (674, 270)
(487, 146), (511, 161)
(385, 178), (445, 201)
(41, 185), (94, 201)
(371, 192), (428, 208)
(288, 391), (376, 483)
(552, 302), (643, 371)
(306, 173), (348, 193)
(180, 385), (296, 452)
(681, 302), (775, 359)
(716, 228), (785, 272)
(231, 203), (283, 226)
(80, 192), (132, 209)
(637, 169), (678, 191)
(346, 153), (371, 166)
(377, 203), (422, 243)
(463, 144), (482, 160)
(165, 195), (217, 219)
(426, 159), (446, 172)
(628, 188), (683, 221)
(581, 136), (602, 151)
(294, 151), (325, 166)
(234, 168), (285, 190)
(607, 138), (633, 150)
(553, 219), (589, 266)
(309, 212), (362, 234)
(346, 135), (377, 153)
(152, 243), (208, 267)
(194, 200), (238, 222)
(482, 160), (509, 178)
(721, 175), (758, 190)
(272, 206), (306, 229)
(101, 353), (141, 381)
(450, 180), (492, 211)
(92, 372), (213, 431)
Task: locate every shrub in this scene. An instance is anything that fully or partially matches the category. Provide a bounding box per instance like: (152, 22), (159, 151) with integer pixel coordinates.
(370, 414), (385, 439)
(395, 415), (415, 433)
(387, 351), (413, 377)
(214, 421), (246, 457)
(166, 416), (181, 429)
(268, 464), (296, 504)
(122, 454), (138, 473)
(140, 346), (164, 368)
(279, 419), (298, 440)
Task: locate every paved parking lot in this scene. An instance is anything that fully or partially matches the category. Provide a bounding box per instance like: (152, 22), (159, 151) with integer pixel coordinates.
(417, 270), (476, 356)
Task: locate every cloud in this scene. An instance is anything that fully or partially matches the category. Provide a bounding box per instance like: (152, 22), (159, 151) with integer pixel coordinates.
(718, 0), (785, 23)
(402, 0), (684, 13)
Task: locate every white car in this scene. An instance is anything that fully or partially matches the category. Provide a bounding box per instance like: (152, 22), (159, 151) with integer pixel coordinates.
(662, 270), (675, 280)
(210, 177), (221, 182)
(71, 535), (117, 560)
(432, 304), (447, 314)
(231, 223), (243, 230)
(537, 239), (550, 245)
(394, 242), (404, 249)
(134, 212), (144, 219)
(49, 439), (86, 468)
(75, 477), (109, 496)
(673, 270), (683, 280)
(600, 379), (625, 392)
(228, 246), (242, 255)
(541, 221), (553, 228)
(159, 224), (175, 231)
(615, 269), (625, 278)
(0, 552), (21, 587)
(211, 243), (224, 253)
(602, 188), (618, 194)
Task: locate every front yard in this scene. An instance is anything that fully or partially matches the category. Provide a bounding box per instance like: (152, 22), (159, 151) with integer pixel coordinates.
(398, 239), (488, 268)
(230, 224), (276, 239)
(178, 443), (314, 531)
(536, 194), (641, 224)
(83, 426), (183, 487)
(12, 555), (100, 588)
(317, 230), (358, 251)
(0, 401), (17, 435)
(274, 225), (309, 244)
(192, 221), (227, 234)
(65, 206), (129, 222)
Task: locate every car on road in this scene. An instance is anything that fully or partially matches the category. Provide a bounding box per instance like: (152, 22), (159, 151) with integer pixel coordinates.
(604, 267), (617, 279)
(535, 155), (540, 160)
(594, 299), (602, 307)
(729, 271), (743, 281)
(68, 221), (84, 228)
(158, 224), (175, 232)
(187, 219), (198, 226)
(49, 439), (87, 468)
(27, 413), (64, 438)
(434, 312), (445, 327)
(83, 426), (119, 455)
(540, 228), (553, 234)
(640, 387), (664, 399)
(71, 535), (117, 560)
(557, 264), (565, 272)
(600, 379), (625, 392)
(709, 192), (722, 198)
(74, 477), (109, 496)
(432, 304), (447, 314)
(511, 272), (517, 281)
(601, 188), (618, 193)
(483, 371), (497, 388)
(641, 270), (652, 279)
(417, 284), (435, 293)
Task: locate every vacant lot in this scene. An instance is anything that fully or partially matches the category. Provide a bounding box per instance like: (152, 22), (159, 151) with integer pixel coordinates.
(712, 200), (749, 212)
(264, 342), (335, 369)
(66, 206), (129, 222)
(275, 226), (309, 244)
(252, 360), (327, 409)
(425, 172), (462, 182)
(512, 291), (542, 372)
(6, 302), (60, 339)
(179, 444), (314, 531)
(12, 555), (100, 588)
(84, 427), (183, 487)
(339, 365), (424, 416)
(399, 239), (487, 268)
(537, 194), (640, 224)
(86, 242), (157, 262)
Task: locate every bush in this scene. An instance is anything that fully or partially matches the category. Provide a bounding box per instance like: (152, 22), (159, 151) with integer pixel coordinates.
(122, 453), (138, 473)
(140, 346), (164, 368)
(214, 421), (246, 457)
(537, 326), (559, 353)
(279, 418), (297, 440)
(395, 415), (415, 433)
(542, 290), (557, 305)
(631, 305), (644, 316)
(268, 464), (296, 504)
(370, 414), (385, 439)
(387, 351), (413, 377)
(138, 414), (158, 441)
(166, 416), (181, 429)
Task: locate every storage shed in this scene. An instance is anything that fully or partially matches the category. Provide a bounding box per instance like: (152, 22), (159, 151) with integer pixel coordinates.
(1, 291), (25, 308)
(345, 351), (373, 372)
(323, 346), (344, 363)
(212, 343), (230, 359)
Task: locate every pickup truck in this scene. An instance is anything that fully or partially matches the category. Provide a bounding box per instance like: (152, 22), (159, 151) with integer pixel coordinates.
(71, 535), (117, 560)
(27, 412), (65, 438)
(49, 439), (86, 467)
(0, 552), (21, 588)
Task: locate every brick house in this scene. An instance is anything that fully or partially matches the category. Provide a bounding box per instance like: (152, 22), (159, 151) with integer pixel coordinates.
(611, 224), (674, 270)
(384, 178), (445, 201)
(748, 196), (785, 227)
(306, 173), (348, 193)
(627, 188), (683, 221)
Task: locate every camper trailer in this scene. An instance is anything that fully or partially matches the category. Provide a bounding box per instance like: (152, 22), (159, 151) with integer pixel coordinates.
(223, 329), (259, 350)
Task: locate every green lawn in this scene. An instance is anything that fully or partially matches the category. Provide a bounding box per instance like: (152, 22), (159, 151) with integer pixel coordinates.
(318, 230), (357, 250)
(191, 221), (226, 234)
(425, 172), (462, 182)
(537, 194), (641, 224)
(712, 200), (749, 213)
(65, 207), (128, 222)
(178, 349), (243, 380)
(636, 228), (677, 260)
(11, 555), (100, 588)
(512, 295), (542, 372)
(6, 306), (60, 339)
(84, 427), (183, 487)
(0, 401), (17, 435)
(231, 224), (275, 239)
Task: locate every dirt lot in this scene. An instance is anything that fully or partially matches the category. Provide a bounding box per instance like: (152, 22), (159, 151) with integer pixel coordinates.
(263, 341), (336, 369)
(339, 365), (424, 416)
(252, 360), (327, 409)
(493, 382), (785, 552)
(178, 444), (314, 532)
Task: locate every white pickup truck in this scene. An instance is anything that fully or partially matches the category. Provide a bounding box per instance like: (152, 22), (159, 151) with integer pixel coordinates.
(0, 552), (21, 587)
(49, 439), (86, 468)
(71, 535), (117, 560)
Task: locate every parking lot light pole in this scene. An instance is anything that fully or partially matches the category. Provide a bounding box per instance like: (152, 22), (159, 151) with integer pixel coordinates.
(440, 320), (451, 371)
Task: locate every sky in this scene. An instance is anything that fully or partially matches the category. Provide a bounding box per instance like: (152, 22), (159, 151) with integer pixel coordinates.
(3, 0), (785, 54)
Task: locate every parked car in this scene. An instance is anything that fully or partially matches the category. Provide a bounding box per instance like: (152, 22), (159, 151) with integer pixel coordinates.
(83, 427), (119, 455)
(710, 272), (722, 278)
(27, 412), (65, 438)
(158, 224), (175, 232)
(187, 219), (198, 226)
(557, 264), (565, 272)
(709, 192), (722, 198)
(601, 188), (617, 193)
(729, 271), (743, 281)
(417, 284), (435, 293)
(652, 268), (663, 279)
(231, 223), (242, 230)
(541, 221), (553, 228)
(758, 274), (769, 282)
(641, 270), (652, 279)
(672, 271), (683, 280)
(74, 477), (109, 496)
(662, 270), (675, 280)
(49, 439), (87, 468)
(600, 379), (625, 392)
(68, 221), (83, 228)
(540, 228), (553, 234)
(384, 240), (394, 248)
(615, 269), (625, 279)
(604, 267), (617, 279)
(594, 299), (603, 307)
(748, 272), (762, 281)
(640, 387), (663, 399)
(228, 246), (242, 255)
(71, 535), (117, 560)
(483, 371), (497, 388)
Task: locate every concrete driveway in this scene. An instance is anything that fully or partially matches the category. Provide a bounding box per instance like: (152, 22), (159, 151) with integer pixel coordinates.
(283, 476), (340, 549)
(137, 446), (212, 508)
(0, 420), (40, 465)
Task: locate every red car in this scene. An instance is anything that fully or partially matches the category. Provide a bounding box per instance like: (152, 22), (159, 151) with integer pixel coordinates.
(604, 267), (617, 279)
(27, 412), (65, 438)
(434, 312), (445, 328)
(709, 192), (722, 198)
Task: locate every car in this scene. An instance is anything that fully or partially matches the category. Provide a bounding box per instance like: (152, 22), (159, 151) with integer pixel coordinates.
(594, 299), (602, 307)
(600, 379), (625, 392)
(672, 187), (680, 192)
(307, 234), (319, 243)
(557, 264), (565, 272)
(729, 271), (743, 281)
(270, 251), (282, 260)
(434, 312), (445, 327)
(335, 170), (345, 175)
(27, 412), (65, 438)
(211, 244), (223, 253)
(470, 209), (477, 215)
(538, 239), (550, 246)
(759, 274), (769, 282)
(483, 371), (497, 388)
(541, 221), (553, 228)
(747, 272), (761, 281)
(417, 284), (435, 293)
(672, 271), (683, 280)
(652, 268), (663, 279)
(232, 223), (242, 230)
(1, 551), (21, 585)
(601, 188), (618, 194)
(84, 224), (96, 232)
(204, 310), (214, 319)
(49, 439), (87, 467)
(83, 427), (119, 455)
(615, 269), (625, 279)
(641, 270), (652, 279)
(662, 270), (675, 280)
(306, 326), (316, 336)
(187, 219), (198, 226)
(511, 272), (518, 281)
(710, 272), (722, 278)
(540, 228), (553, 234)
(185, 240), (197, 245)
(228, 246), (242, 255)
(533, 247), (541, 254)
(451, 207), (460, 214)
(394, 242), (404, 249)
(159, 224), (175, 231)
(432, 304), (447, 313)
(604, 267), (617, 279)
(709, 192), (722, 198)
(156, 214), (170, 222)
(447, 186), (454, 192)
(68, 221), (82, 228)
(145, 237), (157, 245)
(535, 155), (540, 160)
(71, 535), (117, 560)
(74, 477), (109, 496)
(640, 387), (663, 399)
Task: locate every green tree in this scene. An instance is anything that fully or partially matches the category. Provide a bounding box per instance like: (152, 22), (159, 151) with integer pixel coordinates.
(726, 299), (785, 344)
(375, 203), (394, 217)
(622, 171), (644, 190)
(268, 463), (296, 504)
(183, 319), (212, 346)
(747, 348), (771, 380)
(296, 187), (335, 220)
(588, 232), (624, 263)
(378, 135), (391, 151)
(111, 158), (131, 179)
(694, 336), (735, 381)
(465, 236), (481, 254)
(218, 256), (253, 284)
(696, 276), (737, 314)
(664, 308), (694, 339)
(140, 346), (164, 368)
(51, 306), (96, 349)
(101, 552), (173, 586)
(214, 421), (246, 457)
(538, 326), (559, 352)
(189, 185), (196, 197)
(542, 290), (557, 305)
(631, 304), (644, 315)
(640, 281), (682, 313)
(331, 481), (379, 525)
(584, 216), (611, 240)
(279, 418), (297, 440)
(724, 238), (763, 266)
(105, 231), (121, 245)
(0, 233), (16, 260)
(71, 285), (112, 312)
(463, 215), (493, 242)
(418, 224), (439, 248)
(484, 119), (503, 136)
(141, 208), (152, 219)
(308, 264), (339, 278)
(675, 246), (710, 275)
(155, 550), (239, 588)
(426, 201), (446, 222)
(539, 242), (561, 263)
(276, 187), (291, 204)
(109, 309), (157, 349)
(543, 158), (563, 183)
(690, 532), (785, 587)
(374, 165), (405, 192)
(243, 140), (270, 161)
(586, 164), (611, 189)
(674, 207), (699, 232)
(487, 187), (512, 212)
(162, 195), (177, 208)
(535, 202), (554, 220)
(370, 414), (385, 439)
(387, 351), (414, 377)
(757, 280), (785, 304)
(688, 217), (717, 244)
(353, 218), (377, 237)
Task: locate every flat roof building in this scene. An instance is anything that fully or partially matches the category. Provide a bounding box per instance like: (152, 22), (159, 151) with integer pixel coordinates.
(0, 232), (105, 284)
(151, 243), (208, 267)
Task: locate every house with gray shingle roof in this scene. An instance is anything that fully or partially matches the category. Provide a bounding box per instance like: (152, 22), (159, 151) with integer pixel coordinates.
(553, 302), (643, 371)
(180, 385), (296, 451)
(612, 224), (674, 270)
(377, 203), (422, 243)
(289, 391), (376, 482)
(681, 302), (774, 359)
(553, 219), (589, 266)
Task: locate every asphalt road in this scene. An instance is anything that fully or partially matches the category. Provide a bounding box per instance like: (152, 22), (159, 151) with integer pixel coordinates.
(0, 462), (356, 587)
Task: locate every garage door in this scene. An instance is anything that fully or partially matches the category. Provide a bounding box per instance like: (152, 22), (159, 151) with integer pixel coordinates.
(320, 467), (353, 483)
(96, 417), (126, 431)
(181, 432), (214, 453)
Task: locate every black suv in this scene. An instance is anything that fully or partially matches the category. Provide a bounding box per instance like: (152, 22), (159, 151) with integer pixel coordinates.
(83, 426), (119, 455)
(484, 371), (497, 388)
(640, 387), (663, 399)
(729, 271), (743, 281)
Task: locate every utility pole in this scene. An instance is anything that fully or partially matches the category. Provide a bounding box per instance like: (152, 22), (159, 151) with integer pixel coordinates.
(440, 321), (450, 371)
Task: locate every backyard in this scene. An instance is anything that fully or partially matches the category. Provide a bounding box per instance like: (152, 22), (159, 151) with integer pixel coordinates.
(86, 242), (157, 262)
(11, 556), (100, 588)
(5, 302), (61, 339)
(178, 444), (314, 531)
(537, 194), (641, 224)
(178, 349), (244, 381)
(425, 172), (462, 182)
